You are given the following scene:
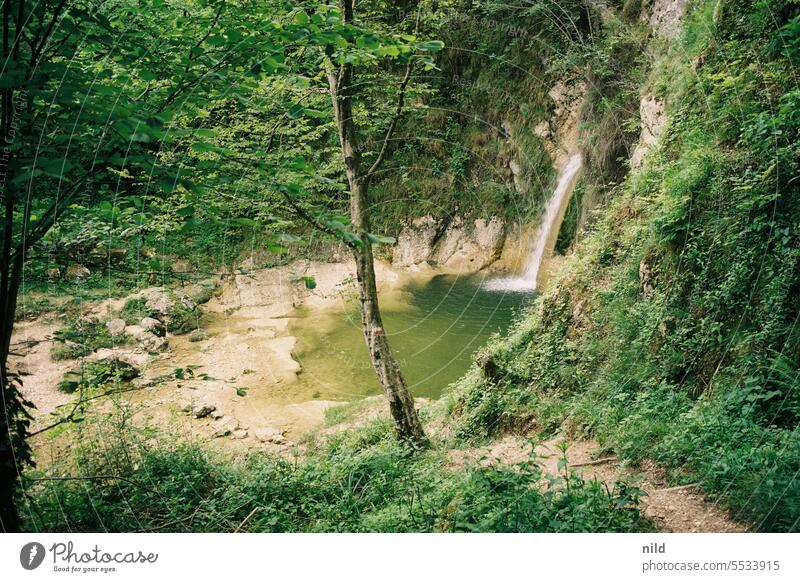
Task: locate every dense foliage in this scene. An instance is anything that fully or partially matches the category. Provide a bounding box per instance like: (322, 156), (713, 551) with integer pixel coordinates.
(447, 0), (800, 532)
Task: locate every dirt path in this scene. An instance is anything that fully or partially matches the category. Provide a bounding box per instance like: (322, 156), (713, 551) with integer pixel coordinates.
(446, 435), (746, 532)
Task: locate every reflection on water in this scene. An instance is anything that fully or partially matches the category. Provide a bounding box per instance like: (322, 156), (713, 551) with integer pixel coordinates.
(289, 274), (532, 400)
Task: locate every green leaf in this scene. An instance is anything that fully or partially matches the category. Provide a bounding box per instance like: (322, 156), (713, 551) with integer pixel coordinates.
(366, 233), (396, 245)
(417, 40), (444, 52)
(294, 10), (309, 26)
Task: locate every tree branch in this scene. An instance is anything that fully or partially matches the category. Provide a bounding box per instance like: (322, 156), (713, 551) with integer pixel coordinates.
(364, 61), (413, 181)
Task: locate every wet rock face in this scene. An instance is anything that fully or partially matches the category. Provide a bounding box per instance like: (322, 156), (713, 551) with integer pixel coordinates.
(392, 215), (505, 273)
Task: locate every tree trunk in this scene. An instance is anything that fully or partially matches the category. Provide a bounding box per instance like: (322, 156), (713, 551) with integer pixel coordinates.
(351, 195), (426, 445)
(0, 254), (26, 533)
(326, 0), (426, 446)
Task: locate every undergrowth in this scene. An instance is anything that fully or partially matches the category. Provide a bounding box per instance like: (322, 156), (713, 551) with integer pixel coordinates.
(446, 0), (800, 532)
(24, 421), (652, 533)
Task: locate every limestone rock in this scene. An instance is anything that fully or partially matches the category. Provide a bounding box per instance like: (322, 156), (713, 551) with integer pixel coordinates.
(181, 283), (215, 306)
(630, 94), (666, 168)
(140, 317), (166, 336)
(211, 417), (238, 437)
(90, 348), (144, 379)
(125, 324), (169, 352)
(193, 403), (216, 419)
(188, 329), (207, 342)
(65, 264), (90, 282)
(254, 427), (287, 444)
(640, 0), (688, 39)
(433, 216), (505, 273)
(106, 318), (127, 337)
(231, 429), (248, 440)
(392, 216), (440, 266)
(143, 288), (175, 316)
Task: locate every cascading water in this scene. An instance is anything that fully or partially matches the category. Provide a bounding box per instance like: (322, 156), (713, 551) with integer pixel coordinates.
(485, 153), (583, 292)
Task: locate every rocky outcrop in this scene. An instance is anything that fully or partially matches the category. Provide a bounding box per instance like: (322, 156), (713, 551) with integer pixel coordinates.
(392, 215), (505, 272)
(392, 216), (441, 266)
(630, 94), (667, 168)
(640, 0), (689, 39)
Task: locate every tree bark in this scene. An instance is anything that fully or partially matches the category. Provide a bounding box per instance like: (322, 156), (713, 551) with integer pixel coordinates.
(325, 0), (426, 446)
(351, 191), (426, 445)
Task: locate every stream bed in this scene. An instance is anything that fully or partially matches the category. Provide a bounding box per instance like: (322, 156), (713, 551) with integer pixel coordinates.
(289, 274), (531, 401)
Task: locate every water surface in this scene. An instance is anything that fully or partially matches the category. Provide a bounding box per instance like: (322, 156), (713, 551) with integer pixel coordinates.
(289, 274), (531, 400)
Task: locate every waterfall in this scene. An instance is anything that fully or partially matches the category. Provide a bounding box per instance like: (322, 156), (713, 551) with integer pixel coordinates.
(486, 153), (583, 292)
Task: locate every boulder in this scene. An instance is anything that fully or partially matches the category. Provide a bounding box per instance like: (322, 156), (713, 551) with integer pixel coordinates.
(125, 325), (169, 352)
(143, 288), (175, 316)
(140, 317), (166, 337)
(90, 349), (143, 380)
(106, 318), (127, 337)
(182, 283), (216, 306)
(188, 329), (207, 342)
(65, 264), (90, 282)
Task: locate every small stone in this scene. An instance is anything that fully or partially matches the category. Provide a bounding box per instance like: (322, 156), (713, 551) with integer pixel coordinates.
(210, 410), (225, 420)
(188, 329), (207, 342)
(231, 429), (248, 440)
(254, 427), (287, 444)
(106, 318), (127, 337)
(192, 403), (216, 419)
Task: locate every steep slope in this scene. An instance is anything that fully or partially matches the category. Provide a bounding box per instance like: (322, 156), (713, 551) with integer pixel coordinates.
(446, 0), (800, 532)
